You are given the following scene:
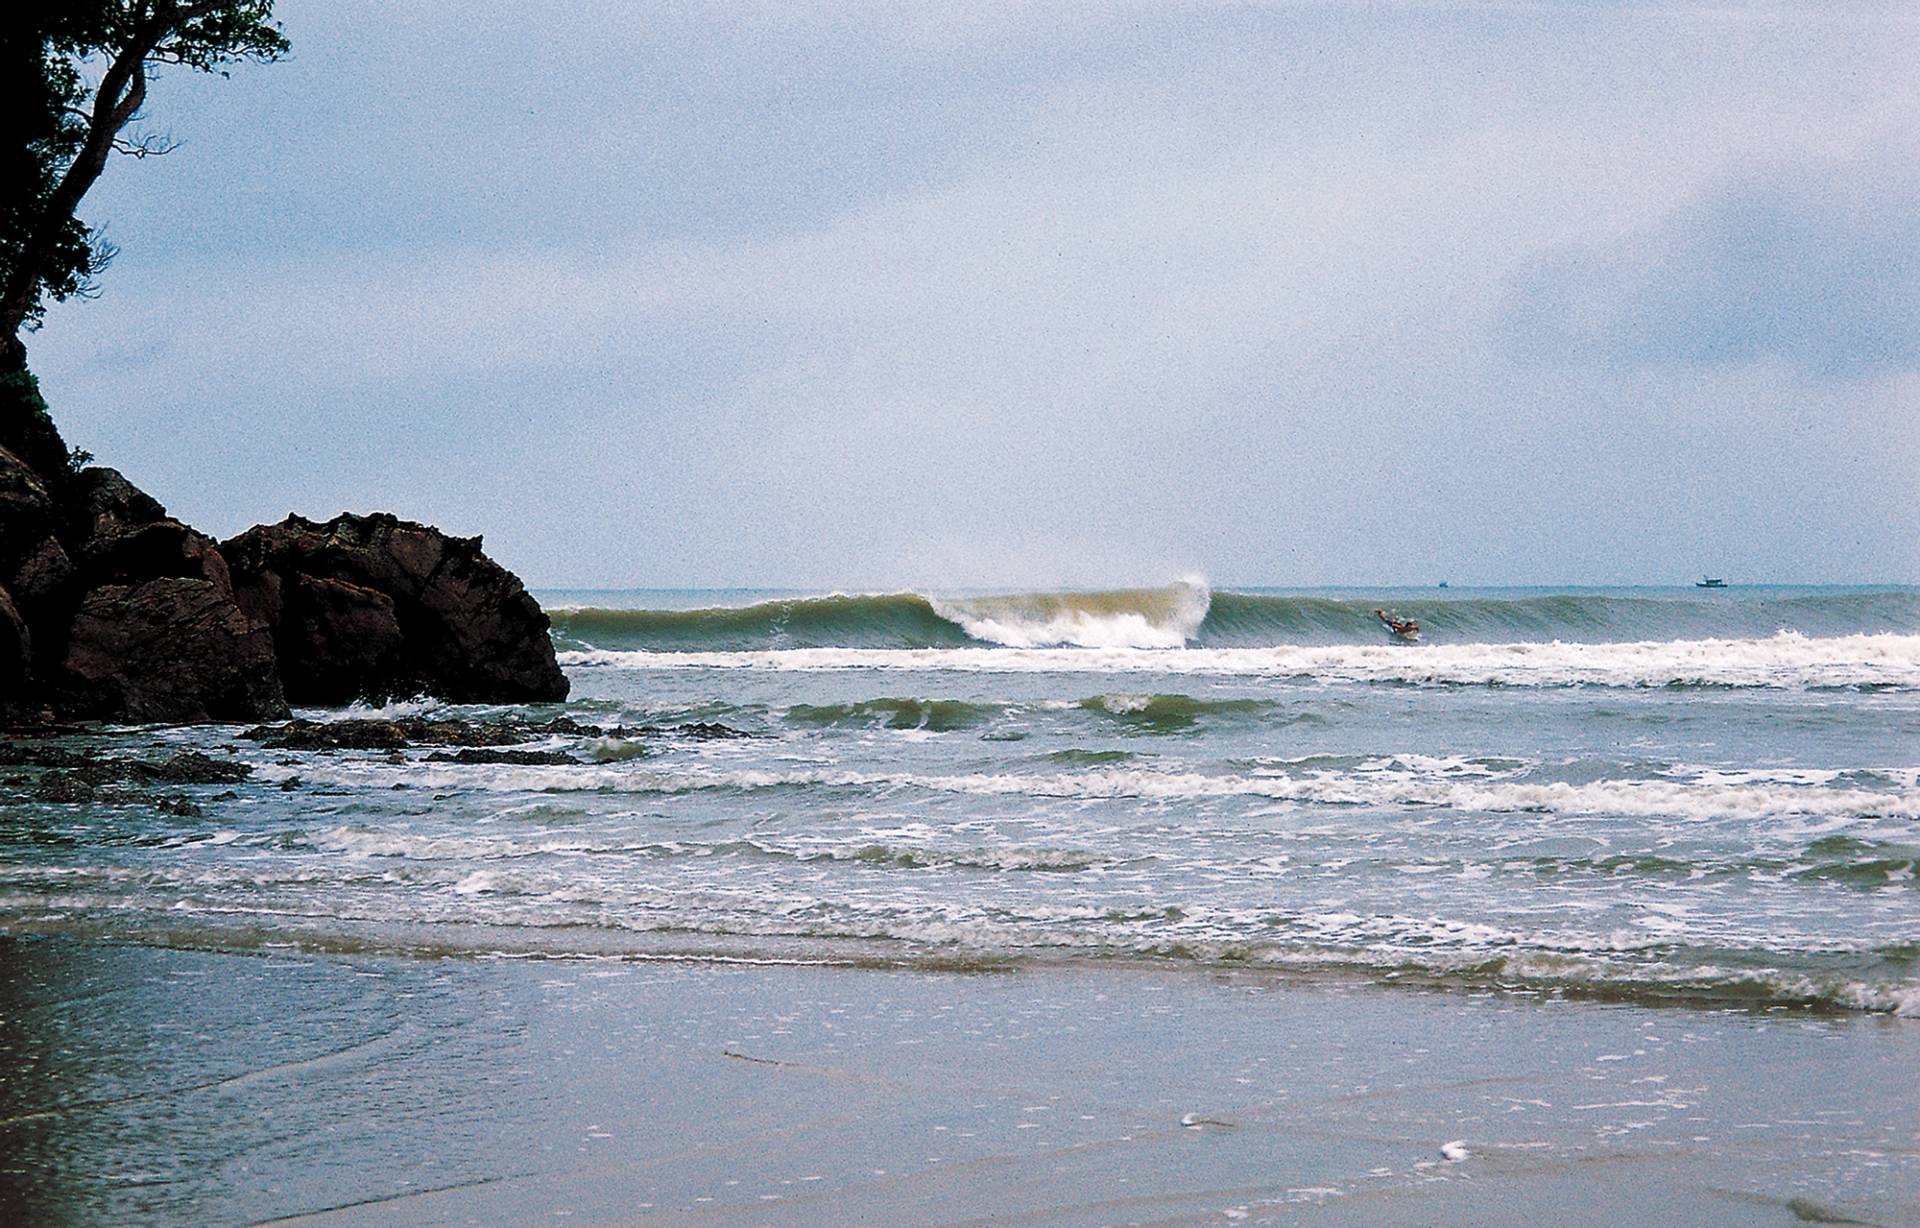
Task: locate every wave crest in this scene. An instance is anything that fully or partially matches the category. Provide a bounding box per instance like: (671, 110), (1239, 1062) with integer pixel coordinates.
(929, 581), (1211, 648)
(547, 586), (1920, 653)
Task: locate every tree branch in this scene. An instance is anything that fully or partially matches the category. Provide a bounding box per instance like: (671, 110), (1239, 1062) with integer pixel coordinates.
(1, 1), (287, 353)
(1, 20), (164, 339)
(113, 131), (183, 159)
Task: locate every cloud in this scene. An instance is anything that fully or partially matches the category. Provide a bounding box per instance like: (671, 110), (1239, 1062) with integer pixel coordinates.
(1496, 143), (1920, 381)
(25, 1), (1920, 584)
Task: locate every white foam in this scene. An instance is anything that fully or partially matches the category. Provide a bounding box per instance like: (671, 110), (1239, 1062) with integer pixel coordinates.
(928, 581), (1212, 649)
(557, 631), (1920, 690)
(278, 763), (1920, 820)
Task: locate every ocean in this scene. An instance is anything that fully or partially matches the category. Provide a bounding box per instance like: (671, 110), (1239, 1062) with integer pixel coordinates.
(4, 583), (1919, 1223)
(7, 582), (1917, 1010)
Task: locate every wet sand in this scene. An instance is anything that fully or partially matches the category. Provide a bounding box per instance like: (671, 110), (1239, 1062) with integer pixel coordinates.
(1, 935), (1916, 1226)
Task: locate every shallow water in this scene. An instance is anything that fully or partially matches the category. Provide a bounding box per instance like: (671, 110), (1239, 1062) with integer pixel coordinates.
(3, 584), (1916, 1015)
(3, 937), (1917, 1226)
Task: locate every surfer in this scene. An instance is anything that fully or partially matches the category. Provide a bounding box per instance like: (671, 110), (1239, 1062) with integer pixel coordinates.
(1374, 608), (1421, 641)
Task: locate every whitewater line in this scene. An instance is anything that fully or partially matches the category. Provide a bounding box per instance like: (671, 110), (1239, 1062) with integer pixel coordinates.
(556, 631), (1920, 689)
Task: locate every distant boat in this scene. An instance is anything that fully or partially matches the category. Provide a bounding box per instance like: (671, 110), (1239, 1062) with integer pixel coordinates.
(1696, 577), (1727, 589)
(1437, 580), (1449, 589)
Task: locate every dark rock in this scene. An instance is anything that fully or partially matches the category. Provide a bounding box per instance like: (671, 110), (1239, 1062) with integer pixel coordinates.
(156, 795), (202, 818)
(33, 770), (96, 802)
(139, 750), (253, 785)
(1, 395), (566, 726)
(242, 719), (411, 750)
(0, 367), (73, 503)
(0, 743), (88, 768)
(7, 535), (72, 615)
(223, 512), (567, 705)
(243, 715), (624, 751)
(272, 575), (407, 706)
(0, 445), (58, 578)
(0, 445), (288, 725)
(60, 578), (289, 723)
(279, 776), (301, 791)
(650, 721), (756, 740)
(7, 748), (253, 791)
(77, 518), (230, 591)
(424, 747), (580, 766)
(0, 583), (26, 696)
(62, 467), (167, 547)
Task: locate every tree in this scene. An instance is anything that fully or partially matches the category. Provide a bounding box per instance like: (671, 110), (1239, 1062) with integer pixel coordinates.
(0, 2), (285, 371)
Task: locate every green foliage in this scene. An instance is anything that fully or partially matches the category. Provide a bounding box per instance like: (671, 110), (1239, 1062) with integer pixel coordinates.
(0, 365), (53, 427)
(1, 15), (97, 327)
(0, 364), (74, 483)
(0, 3), (286, 333)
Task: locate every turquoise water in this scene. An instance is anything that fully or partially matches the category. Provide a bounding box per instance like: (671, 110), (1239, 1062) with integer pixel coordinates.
(2, 584), (1918, 1011)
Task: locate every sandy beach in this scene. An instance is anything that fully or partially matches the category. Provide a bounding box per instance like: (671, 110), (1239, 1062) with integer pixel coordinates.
(3, 934), (1915, 1226)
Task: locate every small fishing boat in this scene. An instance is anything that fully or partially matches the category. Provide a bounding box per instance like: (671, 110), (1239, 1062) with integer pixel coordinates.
(1696, 577), (1727, 589)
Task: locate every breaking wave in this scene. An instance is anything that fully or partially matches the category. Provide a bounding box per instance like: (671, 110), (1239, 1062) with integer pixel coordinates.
(546, 585), (1920, 653)
(561, 631), (1920, 690)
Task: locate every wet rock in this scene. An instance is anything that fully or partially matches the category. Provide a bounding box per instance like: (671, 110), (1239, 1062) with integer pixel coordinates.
(244, 719), (412, 750)
(653, 721), (756, 740)
(139, 750), (253, 785)
(60, 578), (288, 724)
(242, 716), (638, 751)
(424, 747), (581, 766)
(32, 770), (97, 802)
(156, 795), (203, 818)
(223, 512), (567, 705)
(0, 743), (88, 768)
(8, 748), (253, 796)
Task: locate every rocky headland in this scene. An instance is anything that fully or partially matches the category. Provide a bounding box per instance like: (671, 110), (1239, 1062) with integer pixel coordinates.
(1, 372), (567, 725)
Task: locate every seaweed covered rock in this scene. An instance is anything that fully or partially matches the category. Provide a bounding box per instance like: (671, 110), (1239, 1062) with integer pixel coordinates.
(223, 512), (567, 705)
(241, 715), (618, 751)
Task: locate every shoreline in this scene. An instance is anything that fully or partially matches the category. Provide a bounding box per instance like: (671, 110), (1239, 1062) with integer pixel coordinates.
(5, 909), (1915, 1020)
(4, 932), (1916, 1226)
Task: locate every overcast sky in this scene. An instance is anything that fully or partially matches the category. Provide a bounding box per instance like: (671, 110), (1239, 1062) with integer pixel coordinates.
(28, 0), (1920, 588)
